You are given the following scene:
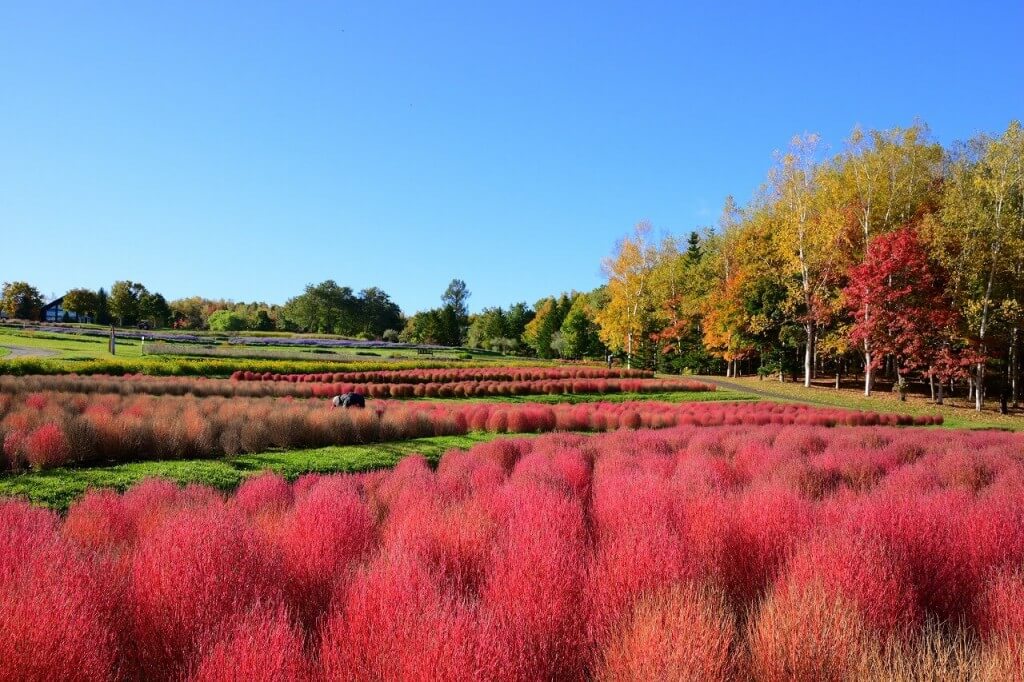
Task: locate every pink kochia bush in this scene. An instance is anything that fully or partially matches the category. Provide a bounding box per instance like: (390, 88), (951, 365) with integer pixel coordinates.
(0, 372), (715, 400)
(0, 391), (939, 471)
(5, 423), (1024, 679)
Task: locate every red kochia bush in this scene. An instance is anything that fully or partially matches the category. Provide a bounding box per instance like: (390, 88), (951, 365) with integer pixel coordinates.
(779, 532), (921, 641)
(477, 482), (589, 680)
(974, 571), (1024, 643)
(233, 471), (294, 518)
(190, 606), (311, 682)
(24, 422), (69, 469)
(278, 477), (375, 629)
(62, 488), (136, 552)
(128, 507), (285, 678)
(597, 585), (736, 681)
(319, 552), (478, 681)
(0, 500), (117, 682)
(7, 372), (702, 402)
(746, 581), (876, 681)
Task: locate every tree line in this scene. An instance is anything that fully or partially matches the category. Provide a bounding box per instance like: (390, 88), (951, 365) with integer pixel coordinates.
(2, 272), (611, 359)
(1, 281), (171, 328)
(0, 278), (470, 345)
(0, 280), (407, 338)
(593, 120), (1023, 411)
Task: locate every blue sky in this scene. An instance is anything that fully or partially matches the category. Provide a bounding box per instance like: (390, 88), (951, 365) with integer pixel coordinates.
(1, 1), (1022, 314)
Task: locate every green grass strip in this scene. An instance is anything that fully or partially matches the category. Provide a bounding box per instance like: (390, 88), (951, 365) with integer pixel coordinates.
(0, 433), (507, 511)
(418, 390), (752, 404)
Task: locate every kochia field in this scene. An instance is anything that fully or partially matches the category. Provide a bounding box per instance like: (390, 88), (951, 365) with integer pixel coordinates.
(3, 421), (1023, 680)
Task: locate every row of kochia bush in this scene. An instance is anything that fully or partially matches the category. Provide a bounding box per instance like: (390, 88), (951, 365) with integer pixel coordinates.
(0, 374), (712, 400)
(0, 393), (940, 471)
(0, 356), (493, 378)
(3, 424), (1022, 680)
(230, 367), (656, 383)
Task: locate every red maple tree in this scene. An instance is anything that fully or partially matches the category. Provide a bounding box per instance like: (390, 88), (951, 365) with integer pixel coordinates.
(844, 227), (959, 399)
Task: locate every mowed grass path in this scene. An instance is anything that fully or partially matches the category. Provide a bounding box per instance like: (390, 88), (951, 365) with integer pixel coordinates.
(695, 375), (1024, 431)
(421, 389), (752, 405)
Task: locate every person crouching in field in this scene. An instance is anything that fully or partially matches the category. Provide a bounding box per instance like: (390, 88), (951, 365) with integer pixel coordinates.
(331, 392), (366, 408)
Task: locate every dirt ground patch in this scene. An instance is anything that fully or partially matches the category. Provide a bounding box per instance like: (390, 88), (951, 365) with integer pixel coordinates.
(0, 344), (60, 359)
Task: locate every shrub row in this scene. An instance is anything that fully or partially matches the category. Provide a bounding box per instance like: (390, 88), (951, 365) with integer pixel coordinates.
(2, 423), (1021, 680)
(0, 374), (712, 400)
(0, 393), (939, 471)
(230, 366), (656, 383)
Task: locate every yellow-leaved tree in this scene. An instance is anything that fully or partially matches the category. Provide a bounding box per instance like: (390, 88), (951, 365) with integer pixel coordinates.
(932, 120), (1024, 410)
(595, 222), (661, 369)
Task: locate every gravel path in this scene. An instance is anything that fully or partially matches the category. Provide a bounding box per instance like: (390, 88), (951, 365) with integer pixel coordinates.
(694, 375), (827, 406)
(0, 345), (60, 359)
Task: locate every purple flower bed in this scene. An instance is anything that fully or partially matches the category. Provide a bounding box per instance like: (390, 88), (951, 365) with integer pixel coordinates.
(33, 326), (205, 343)
(2, 322), (458, 352)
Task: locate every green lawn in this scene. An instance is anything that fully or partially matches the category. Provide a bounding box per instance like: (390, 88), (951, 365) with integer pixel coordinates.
(143, 340), (509, 363)
(0, 432), (509, 510)
(0, 326), (544, 367)
(251, 343), (503, 361)
(0, 327), (143, 358)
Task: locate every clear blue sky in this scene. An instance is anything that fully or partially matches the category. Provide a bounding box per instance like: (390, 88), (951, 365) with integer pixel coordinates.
(2, 1), (1022, 314)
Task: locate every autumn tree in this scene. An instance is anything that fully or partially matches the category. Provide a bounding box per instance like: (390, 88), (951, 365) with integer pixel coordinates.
(139, 292), (171, 328)
(836, 122), (943, 394)
(596, 222), (660, 368)
(62, 288), (99, 321)
(705, 202), (801, 379)
(281, 281), (360, 335)
(770, 132), (846, 387)
(169, 297), (207, 329)
(932, 120), (1024, 410)
(844, 228), (958, 400)
(697, 199), (755, 375)
(95, 288), (110, 325)
(1, 281), (44, 320)
(465, 300), (534, 354)
(207, 309), (249, 331)
(651, 230), (720, 373)
(586, 117), (1020, 402)
(400, 309), (445, 345)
